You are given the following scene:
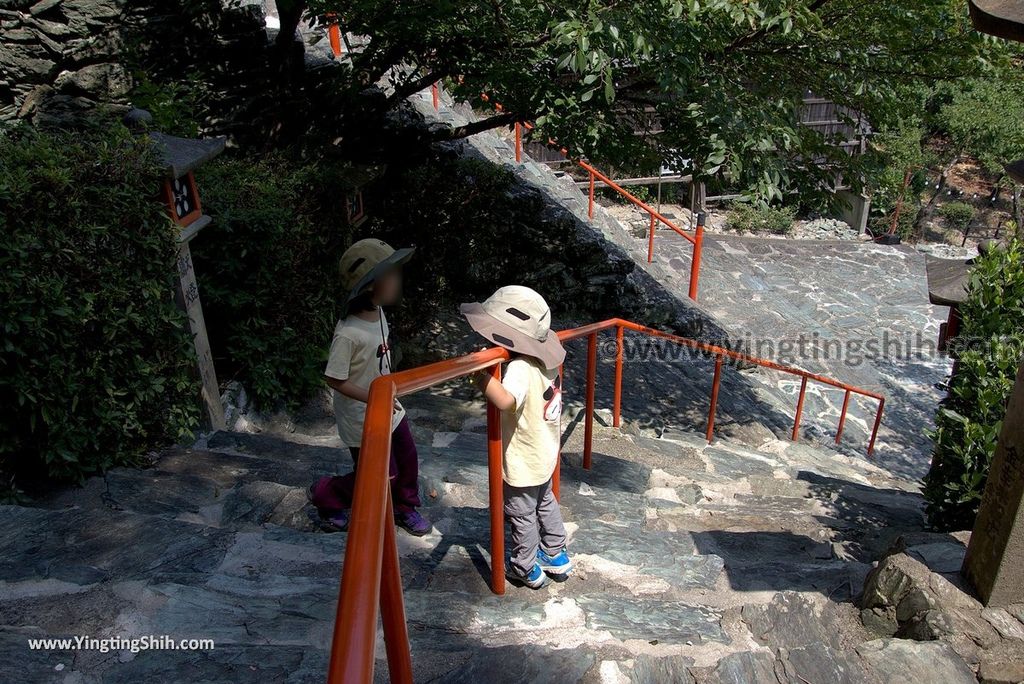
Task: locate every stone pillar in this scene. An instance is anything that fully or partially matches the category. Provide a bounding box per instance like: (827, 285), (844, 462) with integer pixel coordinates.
(962, 359), (1024, 606)
(836, 190), (870, 234)
(690, 181), (707, 227)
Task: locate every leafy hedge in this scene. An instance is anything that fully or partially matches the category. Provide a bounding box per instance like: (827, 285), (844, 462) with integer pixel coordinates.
(923, 238), (1024, 530)
(0, 122), (199, 487)
(868, 206), (916, 241)
(192, 154), (352, 409)
(725, 202), (795, 234)
(937, 201), (975, 233)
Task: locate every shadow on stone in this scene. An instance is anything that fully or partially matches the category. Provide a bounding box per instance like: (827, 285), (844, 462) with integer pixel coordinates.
(692, 529), (866, 596)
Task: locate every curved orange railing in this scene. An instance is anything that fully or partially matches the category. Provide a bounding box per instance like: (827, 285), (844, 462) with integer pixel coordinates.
(483, 94), (706, 292)
(325, 318), (885, 684)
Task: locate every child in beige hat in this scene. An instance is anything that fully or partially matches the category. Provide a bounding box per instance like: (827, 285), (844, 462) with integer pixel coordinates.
(309, 238), (431, 536)
(462, 286), (572, 588)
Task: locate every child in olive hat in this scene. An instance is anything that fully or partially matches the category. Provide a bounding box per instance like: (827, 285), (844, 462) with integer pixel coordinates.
(308, 238), (431, 536)
(462, 285), (573, 588)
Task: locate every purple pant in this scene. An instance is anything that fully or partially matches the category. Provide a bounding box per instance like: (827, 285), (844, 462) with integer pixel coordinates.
(310, 417), (421, 515)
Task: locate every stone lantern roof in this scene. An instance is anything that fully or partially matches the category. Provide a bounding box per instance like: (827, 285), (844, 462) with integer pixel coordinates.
(925, 256), (972, 307)
(969, 0), (1024, 41)
(926, 240), (1005, 306)
(148, 132), (226, 180)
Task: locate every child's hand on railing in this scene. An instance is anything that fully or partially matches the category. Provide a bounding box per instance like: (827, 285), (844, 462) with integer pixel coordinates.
(470, 370), (490, 392)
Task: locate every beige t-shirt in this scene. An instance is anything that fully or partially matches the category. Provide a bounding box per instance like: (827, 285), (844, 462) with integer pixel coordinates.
(500, 357), (562, 487)
(324, 312), (405, 447)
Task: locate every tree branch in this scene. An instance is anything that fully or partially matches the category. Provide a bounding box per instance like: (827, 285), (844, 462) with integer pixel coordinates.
(429, 112), (520, 141)
(722, 0), (837, 54)
(384, 69), (447, 109)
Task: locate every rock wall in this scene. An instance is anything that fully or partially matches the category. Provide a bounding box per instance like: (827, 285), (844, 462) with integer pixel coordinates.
(1, 0), (127, 123)
(0, 0), (268, 127)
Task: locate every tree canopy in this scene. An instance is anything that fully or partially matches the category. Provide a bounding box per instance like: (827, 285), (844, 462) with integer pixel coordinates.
(303, 0), (1010, 205)
(934, 77), (1024, 176)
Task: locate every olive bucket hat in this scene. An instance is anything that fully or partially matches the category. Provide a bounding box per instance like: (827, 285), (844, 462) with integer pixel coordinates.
(460, 285), (566, 370)
(339, 238), (415, 303)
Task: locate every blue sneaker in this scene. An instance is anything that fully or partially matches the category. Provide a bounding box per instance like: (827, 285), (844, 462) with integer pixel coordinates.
(537, 548), (573, 579)
(505, 561), (549, 589)
(396, 510), (432, 536)
(319, 510), (349, 533)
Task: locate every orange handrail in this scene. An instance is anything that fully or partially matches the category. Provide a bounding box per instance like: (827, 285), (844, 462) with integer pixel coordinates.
(513, 121), (706, 294)
(326, 318), (885, 684)
(479, 90), (705, 298)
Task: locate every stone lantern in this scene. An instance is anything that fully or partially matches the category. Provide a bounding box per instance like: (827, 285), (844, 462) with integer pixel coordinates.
(925, 240), (1003, 352)
(125, 109), (227, 430)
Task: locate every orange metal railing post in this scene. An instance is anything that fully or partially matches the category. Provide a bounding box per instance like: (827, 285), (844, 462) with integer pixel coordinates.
(487, 364), (506, 595)
(835, 389), (852, 444)
(327, 19), (343, 58)
(688, 213), (705, 301)
(514, 122), (522, 163)
(867, 398), (884, 457)
(328, 381), (395, 684)
(380, 502), (413, 684)
(431, 82), (439, 111)
(583, 332), (597, 469)
(792, 376), (808, 441)
(647, 213), (656, 263)
(588, 170), (595, 218)
(612, 325), (623, 428)
(706, 354), (724, 442)
(554, 364), (563, 500)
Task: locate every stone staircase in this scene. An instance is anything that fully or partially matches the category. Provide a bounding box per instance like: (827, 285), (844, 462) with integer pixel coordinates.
(606, 227), (954, 482)
(0, 388), (977, 683)
(405, 87), (952, 481)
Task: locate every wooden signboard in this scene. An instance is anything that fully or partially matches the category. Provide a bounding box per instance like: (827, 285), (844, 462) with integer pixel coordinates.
(161, 169), (224, 430)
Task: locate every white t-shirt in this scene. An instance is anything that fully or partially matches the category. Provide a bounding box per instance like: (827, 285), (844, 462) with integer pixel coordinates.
(500, 357), (562, 487)
(324, 311), (405, 447)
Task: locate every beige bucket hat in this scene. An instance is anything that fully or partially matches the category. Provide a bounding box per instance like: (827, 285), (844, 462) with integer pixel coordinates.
(460, 286), (566, 369)
(339, 238), (415, 302)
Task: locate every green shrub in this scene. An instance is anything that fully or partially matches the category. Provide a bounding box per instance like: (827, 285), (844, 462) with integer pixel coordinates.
(128, 72), (205, 138)
(628, 184), (654, 205)
(938, 201), (975, 233)
(192, 154), (353, 409)
(923, 238), (1024, 530)
(868, 205), (917, 240)
(725, 202), (795, 234)
(0, 122), (200, 484)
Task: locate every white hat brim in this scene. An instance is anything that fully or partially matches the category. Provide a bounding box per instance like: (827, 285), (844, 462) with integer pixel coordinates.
(460, 302), (566, 370)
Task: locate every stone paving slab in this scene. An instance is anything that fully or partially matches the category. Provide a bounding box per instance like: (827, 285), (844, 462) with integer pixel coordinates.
(856, 638), (977, 683)
(777, 642), (876, 684)
(624, 229), (951, 480)
(0, 421), (964, 684)
(576, 595), (728, 645)
(0, 505), (234, 585)
(0, 369), (970, 684)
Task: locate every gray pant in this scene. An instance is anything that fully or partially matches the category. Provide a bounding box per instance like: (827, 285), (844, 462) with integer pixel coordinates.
(504, 477), (567, 575)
